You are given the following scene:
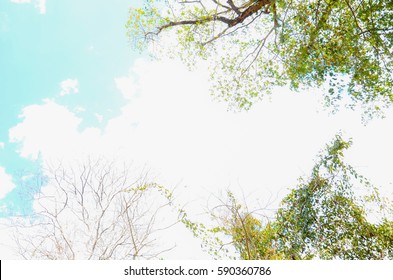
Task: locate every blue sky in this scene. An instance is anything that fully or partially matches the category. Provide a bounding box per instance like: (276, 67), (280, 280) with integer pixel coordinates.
(0, 0), (136, 134)
(1, 0), (393, 259)
(0, 0), (138, 215)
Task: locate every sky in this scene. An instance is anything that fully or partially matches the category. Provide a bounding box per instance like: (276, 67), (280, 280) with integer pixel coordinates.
(1, 0), (393, 259)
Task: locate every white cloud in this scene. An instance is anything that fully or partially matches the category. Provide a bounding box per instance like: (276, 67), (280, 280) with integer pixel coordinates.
(35, 0), (46, 14)
(60, 78), (79, 96)
(95, 113), (103, 123)
(114, 75), (137, 100)
(109, 59), (340, 195)
(7, 57), (393, 259)
(0, 142), (4, 149)
(11, 58), (393, 201)
(0, 167), (15, 199)
(10, 0), (46, 14)
(9, 99), (101, 160)
(74, 106), (86, 113)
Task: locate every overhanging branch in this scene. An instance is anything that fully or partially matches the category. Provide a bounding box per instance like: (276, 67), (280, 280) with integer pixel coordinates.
(154, 0), (272, 35)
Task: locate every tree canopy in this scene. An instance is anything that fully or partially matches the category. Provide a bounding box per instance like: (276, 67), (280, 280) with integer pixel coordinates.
(272, 136), (393, 259)
(198, 135), (393, 259)
(128, 0), (393, 117)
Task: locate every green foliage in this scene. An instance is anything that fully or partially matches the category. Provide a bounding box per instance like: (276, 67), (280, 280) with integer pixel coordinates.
(209, 191), (284, 259)
(128, 0), (393, 118)
(274, 135), (393, 259)
(192, 135), (393, 259)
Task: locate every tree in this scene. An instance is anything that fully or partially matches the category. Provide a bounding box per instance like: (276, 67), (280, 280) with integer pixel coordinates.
(207, 191), (283, 259)
(11, 158), (177, 260)
(272, 136), (393, 259)
(128, 0), (393, 117)
(197, 135), (393, 259)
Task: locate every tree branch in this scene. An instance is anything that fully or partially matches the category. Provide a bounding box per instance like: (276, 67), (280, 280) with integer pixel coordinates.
(153, 0), (272, 35)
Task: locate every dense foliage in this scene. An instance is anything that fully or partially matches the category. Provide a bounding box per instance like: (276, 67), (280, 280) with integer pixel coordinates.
(198, 136), (393, 259)
(128, 0), (393, 117)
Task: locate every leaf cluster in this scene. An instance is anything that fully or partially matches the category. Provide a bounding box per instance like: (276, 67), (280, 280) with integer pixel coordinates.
(191, 135), (393, 259)
(128, 0), (393, 118)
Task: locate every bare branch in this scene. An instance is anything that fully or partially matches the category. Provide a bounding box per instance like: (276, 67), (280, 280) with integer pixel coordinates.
(226, 0), (241, 15)
(10, 158), (178, 260)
